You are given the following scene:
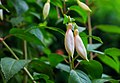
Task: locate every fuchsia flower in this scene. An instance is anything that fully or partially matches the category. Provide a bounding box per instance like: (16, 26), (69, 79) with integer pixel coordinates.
(64, 23), (74, 58)
(74, 29), (89, 61)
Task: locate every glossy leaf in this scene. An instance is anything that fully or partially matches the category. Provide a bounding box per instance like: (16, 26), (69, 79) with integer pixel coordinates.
(68, 70), (91, 83)
(31, 59), (54, 79)
(90, 36), (103, 43)
(104, 48), (120, 57)
(0, 57), (30, 82)
(48, 53), (64, 67)
(98, 54), (119, 73)
(92, 79), (120, 83)
(96, 25), (120, 34)
(45, 26), (65, 36)
(10, 0), (29, 15)
(69, 5), (87, 23)
(33, 73), (54, 83)
(87, 43), (102, 51)
(9, 28), (45, 46)
(50, 0), (62, 8)
(79, 60), (103, 79)
(56, 63), (70, 73)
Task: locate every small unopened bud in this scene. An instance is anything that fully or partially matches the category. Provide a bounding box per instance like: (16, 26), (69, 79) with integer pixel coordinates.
(74, 29), (88, 61)
(77, 0), (91, 12)
(43, 2), (50, 19)
(0, 1), (3, 20)
(64, 23), (74, 58)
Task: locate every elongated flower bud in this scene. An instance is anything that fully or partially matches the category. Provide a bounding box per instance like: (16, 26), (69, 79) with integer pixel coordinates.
(43, 1), (50, 19)
(65, 23), (74, 58)
(74, 29), (88, 61)
(0, 1), (3, 20)
(77, 0), (91, 12)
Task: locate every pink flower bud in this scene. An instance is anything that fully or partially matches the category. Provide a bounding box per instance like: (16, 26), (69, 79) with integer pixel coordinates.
(77, 0), (91, 12)
(64, 23), (74, 58)
(43, 2), (50, 19)
(74, 29), (88, 61)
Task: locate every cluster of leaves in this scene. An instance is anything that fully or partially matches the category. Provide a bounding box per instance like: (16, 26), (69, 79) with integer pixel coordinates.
(0, 0), (120, 83)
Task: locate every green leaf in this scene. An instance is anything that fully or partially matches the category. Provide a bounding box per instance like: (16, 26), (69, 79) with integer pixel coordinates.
(50, 0), (63, 8)
(104, 48), (120, 57)
(0, 4), (9, 12)
(48, 53), (64, 67)
(89, 50), (104, 55)
(0, 57), (30, 82)
(98, 54), (119, 73)
(68, 70), (91, 83)
(79, 60), (103, 79)
(87, 43), (102, 51)
(56, 63), (70, 73)
(10, 16), (24, 26)
(31, 59), (54, 79)
(63, 15), (69, 24)
(10, 0), (29, 15)
(69, 5), (88, 23)
(45, 26), (65, 36)
(92, 79), (120, 83)
(96, 25), (120, 34)
(33, 72), (54, 83)
(9, 28), (45, 46)
(90, 36), (103, 43)
(30, 12), (40, 19)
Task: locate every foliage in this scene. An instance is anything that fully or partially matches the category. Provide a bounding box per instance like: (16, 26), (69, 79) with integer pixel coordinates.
(0, 0), (120, 83)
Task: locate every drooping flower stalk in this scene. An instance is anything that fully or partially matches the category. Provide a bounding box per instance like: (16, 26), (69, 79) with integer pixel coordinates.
(74, 29), (89, 61)
(64, 23), (74, 58)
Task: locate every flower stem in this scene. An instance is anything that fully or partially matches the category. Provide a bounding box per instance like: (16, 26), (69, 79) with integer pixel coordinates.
(86, 0), (93, 60)
(68, 55), (72, 70)
(23, 41), (28, 83)
(1, 40), (36, 83)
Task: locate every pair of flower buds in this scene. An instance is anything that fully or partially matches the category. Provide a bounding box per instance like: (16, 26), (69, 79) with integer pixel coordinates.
(65, 23), (88, 61)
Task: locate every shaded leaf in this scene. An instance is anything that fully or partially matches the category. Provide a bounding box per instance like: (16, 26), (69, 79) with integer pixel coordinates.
(79, 60), (103, 79)
(10, 16), (24, 26)
(92, 79), (120, 83)
(0, 57), (30, 82)
(90, 36), (103, 43)
(33, 72), (54, 83)
(10, 0), (29, 15)
(96, 25), (120, 34)
(50, 0), (63, 8)
(9, 28), (45, 46)
(31, 59), (54, 79)
(56, 63), (70, 73)
(45, 26), (65, 36)
(0, 4), (9, 12)
(69, 5), (87, 23)
(48, 53), (64, 67)
(105, 48), (120, 57)
(68, 70), (91, 83)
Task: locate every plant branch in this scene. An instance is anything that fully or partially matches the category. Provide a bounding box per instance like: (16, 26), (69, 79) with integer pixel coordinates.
(23, 40), (28, 83)
(86, 0), (93, 60)
(1, 40), (36, 83)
